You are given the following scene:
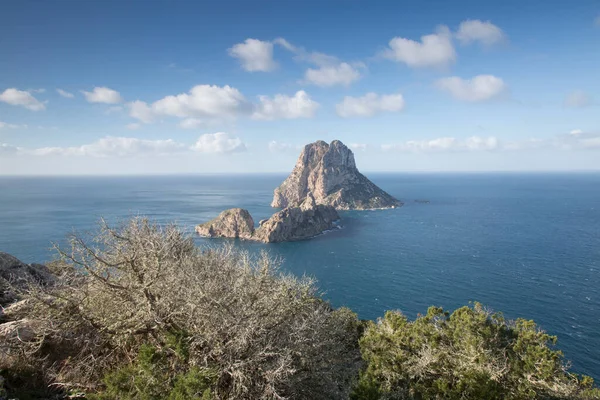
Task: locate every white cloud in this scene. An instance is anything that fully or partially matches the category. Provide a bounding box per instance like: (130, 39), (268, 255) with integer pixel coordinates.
(383, 136), (499, 152)
(0, 121), (27, 129)
(128, 85), (318, 124)
(128, 100), (155, 123)
(273, 38), (295, 52)
(82, 87), (123, 104)
(56, 88), (74, 98)
(178, 118), (205, 129)
(382, 26), (456, 68)
(126, 123), (141, 130)
(273, 38), (339, 66)
(349, 143), (368, 151)
(456, 20), (506, 46)
(274, 38), (363, 87)
(268, 141), (294, 152)
(336, 92), (405, 118)
(304, 63), (361, 87)
(228, 38), (277, 72)
(436, 75), (506, 102)
(191, 132), (246, 153)
(151, 85), (250, 119)
(252, 90), (319, 120)
(30, 137), (186, 157)
(570, 129), (583, 136)
(564, 90), (592, 108)
(0, 88), (46, 111)
(29, 88), (46, 93)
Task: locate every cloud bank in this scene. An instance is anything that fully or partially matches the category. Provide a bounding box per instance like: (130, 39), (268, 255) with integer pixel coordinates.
(1, 134), (247, 158)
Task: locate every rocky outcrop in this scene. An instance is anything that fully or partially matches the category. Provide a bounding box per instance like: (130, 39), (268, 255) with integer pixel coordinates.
(0, 318), (38, 343)
(0, 252), (54, 306)
(255, 193), (339, 243)
(195, 208), (255, 240)
(271, 140), (401, 210)
(0, 253), (52, 375)
(196, 194), (339, 243)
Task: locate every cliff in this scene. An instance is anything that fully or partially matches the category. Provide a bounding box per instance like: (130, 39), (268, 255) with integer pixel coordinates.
(255, 193), (339, 243)
(271, 140), (401, 210)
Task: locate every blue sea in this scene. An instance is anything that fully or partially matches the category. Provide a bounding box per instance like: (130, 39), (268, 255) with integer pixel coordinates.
(0, 173), (599, 379)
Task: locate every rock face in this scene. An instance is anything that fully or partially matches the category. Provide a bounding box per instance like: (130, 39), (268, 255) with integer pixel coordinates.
(255, 193), (339, 243)
(271, 140), (401, 210)
(0, 252), (54, 306)
(195, 208), (255, 240)
(196, 194), (339, 243)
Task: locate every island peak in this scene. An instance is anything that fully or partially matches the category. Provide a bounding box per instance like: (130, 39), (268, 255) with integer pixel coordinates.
(271, 139), (401, 210)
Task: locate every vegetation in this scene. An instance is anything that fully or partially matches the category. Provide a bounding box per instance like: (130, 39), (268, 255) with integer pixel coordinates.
(1, 218), (361, 399)
(352, 304), (600, 400)
(1, 217), (598, 399)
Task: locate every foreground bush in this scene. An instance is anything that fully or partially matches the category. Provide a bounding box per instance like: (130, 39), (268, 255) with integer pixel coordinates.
(352, 303), (600, 399)
(2, 218), (361, 399)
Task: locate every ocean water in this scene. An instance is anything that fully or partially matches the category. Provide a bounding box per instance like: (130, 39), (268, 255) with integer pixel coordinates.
(0, 173), (599, 379)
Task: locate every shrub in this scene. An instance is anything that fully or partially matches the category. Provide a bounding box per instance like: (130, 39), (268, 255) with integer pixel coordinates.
(87, 344), (215, 400)
(352, 303), (600, 399)
(6, 217), (362, 399)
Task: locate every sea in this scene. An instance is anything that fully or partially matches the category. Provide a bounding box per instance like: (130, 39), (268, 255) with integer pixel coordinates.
(0, 173), (599, 380)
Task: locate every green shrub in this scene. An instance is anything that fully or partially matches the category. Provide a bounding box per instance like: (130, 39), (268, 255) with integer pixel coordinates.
(169, 368), (216, 400)
(352, 303), (600, 399)
(88, 345), (215, 400)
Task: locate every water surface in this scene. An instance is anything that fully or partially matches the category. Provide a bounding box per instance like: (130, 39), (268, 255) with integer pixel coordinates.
(0, 173), (598, 379)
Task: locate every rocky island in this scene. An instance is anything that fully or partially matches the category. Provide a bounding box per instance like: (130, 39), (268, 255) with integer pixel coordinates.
(272, 140), (401, 210)
(196, 139), (400, 243)
(196, 193), (339, 243)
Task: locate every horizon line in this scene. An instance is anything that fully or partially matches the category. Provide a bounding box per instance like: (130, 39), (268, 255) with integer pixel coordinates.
(2, 170), (600, 178)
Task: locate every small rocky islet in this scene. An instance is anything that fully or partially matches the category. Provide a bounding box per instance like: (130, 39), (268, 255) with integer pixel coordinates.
(195, 139), (401, 243)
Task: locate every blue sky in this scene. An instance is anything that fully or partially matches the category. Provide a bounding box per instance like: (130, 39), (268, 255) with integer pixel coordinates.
(1, 0), (599, 174)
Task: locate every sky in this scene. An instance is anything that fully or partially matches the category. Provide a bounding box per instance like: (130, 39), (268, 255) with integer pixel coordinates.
(1, 0), (599, 175)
